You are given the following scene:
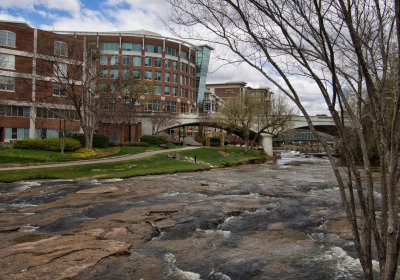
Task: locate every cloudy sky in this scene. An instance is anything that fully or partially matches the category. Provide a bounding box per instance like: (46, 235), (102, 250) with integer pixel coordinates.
(0, 0), (328, 115)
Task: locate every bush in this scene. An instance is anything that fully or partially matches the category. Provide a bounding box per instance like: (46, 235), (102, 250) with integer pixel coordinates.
(71, 147), (97, 158)
(13, 138), (81, 152)
(67, 133), (109, 148)
(140, 135), (167, 145)
(124, 141), (149, 147)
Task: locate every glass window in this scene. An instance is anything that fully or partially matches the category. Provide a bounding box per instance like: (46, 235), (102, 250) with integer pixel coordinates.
(110, 55), (118, 65)
(0, 76), (14, 91)
(53, 63), (67, 76)
(0, 53), (15, 69)
(155, 71), (162, 81)
(180, 88), (183, 97)
(0, 30), (16, 47)
(5, 128), (29, 139)
(145, 44), (162, 54)
(185, 89), (188, 98)
(165, 72), (170, 82)
(133, 56), (141, 66)
(172, 60), (178, 70)
(180, 103), (188, 113)
(185, 76), (188, 85)
(165, 86), (170, 96)
(145, 70), (152, 80)
(110, 69), (118, 79)
(133, 69), (141, 79)
(122, 55), (130, 65)
(145, 100), (160, 112)
(165, 47), (177, 57)
(173, 87), (178, 97)
(180, 51), (188, 60)
(165, 101), (177, 112)
(165, 59), (170, 69)
(122, 69), (130, 78)
(155, 85), (161, 95)
(190, 55), (195, 64)
(145, 57), (152, 67)
(180, 75), (183, 85)
(180, 62), (184, 72)
(54, 41), (68, 56)
(122, 43), (141, 51)
(173, 73), (178, 83)
(100, 42), (119, 51)
(155, 57), (162, 67)
(53, 83), (67, 97)
(99, 69), (107, 78)
(100, 55), (108, 65)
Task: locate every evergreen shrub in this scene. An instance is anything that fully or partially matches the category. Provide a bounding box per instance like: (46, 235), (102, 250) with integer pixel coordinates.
(13, 138), (81, 152)
(140, 135), (167, 145)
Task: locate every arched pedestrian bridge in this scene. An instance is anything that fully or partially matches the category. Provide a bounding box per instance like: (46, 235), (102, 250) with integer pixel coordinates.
(138, 113), (348, 156)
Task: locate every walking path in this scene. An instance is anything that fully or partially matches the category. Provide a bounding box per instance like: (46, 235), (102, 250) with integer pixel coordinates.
(0, 146), (201, 171)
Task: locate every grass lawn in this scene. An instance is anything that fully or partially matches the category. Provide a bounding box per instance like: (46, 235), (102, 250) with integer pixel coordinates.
(0, 146), (165, 165)
(0, 146), (265, 182)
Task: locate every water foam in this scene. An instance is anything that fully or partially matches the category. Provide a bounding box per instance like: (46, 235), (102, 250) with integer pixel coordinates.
(163, 252), (202, 280)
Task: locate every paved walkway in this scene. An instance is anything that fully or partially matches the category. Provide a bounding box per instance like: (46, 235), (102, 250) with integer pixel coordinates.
(0, 146), (201, 171)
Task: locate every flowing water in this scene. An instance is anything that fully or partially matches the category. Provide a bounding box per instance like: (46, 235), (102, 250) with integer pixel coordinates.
(0, 152), (385, 279)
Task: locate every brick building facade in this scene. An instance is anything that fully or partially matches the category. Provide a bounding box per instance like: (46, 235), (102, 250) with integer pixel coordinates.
(0, 20), (212, 142)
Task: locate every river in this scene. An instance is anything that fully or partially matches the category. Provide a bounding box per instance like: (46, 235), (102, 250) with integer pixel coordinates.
(0, 152), (381, 279)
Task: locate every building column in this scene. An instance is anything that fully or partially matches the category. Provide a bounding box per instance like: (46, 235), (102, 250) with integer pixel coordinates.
(29, 106), (36, 139)
(259, 133), (273, 156)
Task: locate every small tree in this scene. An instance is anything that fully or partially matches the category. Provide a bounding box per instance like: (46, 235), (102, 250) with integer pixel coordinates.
(215, 91), (294, 154)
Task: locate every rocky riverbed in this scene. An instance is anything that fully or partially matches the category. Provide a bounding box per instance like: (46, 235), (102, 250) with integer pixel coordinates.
(0, 152), (377, 279)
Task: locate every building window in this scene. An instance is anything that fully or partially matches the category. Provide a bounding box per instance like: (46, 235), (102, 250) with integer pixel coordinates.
(54, 41), (68, 56)
(145, 44), (162, 54)
(100, 55), (108, 65)
(180, 88), (183, 97)
(181, 103), (188, 113)
(133, 69), (141, 79)
(190, 55), (195, 64)
(155, 85), (161, 95)
(165, 59), (170, 69)
(100, 42), (119, 51)
(99, 69), (107, 78)
(145, 70), (152, 80)
(145, 57), (152, 67)
(165, 72), (170, 82)
(122, 69), (130, 78)
(165, 101), (177, 112)
(145, 100), (160, 112)
(165, 86), (170, 96)
(172, 60), (178, 70)
(173, 87), (178, 97)
(53, 63), (67, 76)
(155, 71), (162, 81)
(180, 75), (183, 85)
(185, 76), (188, 85)
(172, 73), (178, 83)
(110, 69), (118, 79)
(185, 89), (188, 98)
(165, 47), (177, 57)
(155, 57), (162, 67)
(0, 105), (29, 117)
(5, 127), (29, 140)
(180, 51), (188, 60)
(53, 83), (67, 97)
(110, 55), (119, 65)
(133, 56), (141, 66)
(0, 30), (16, 47)
(122, 55), (130, 65)
(0, 53), (15, 70)
(180, 62), (184, 72)
(0, 75), (14, 91)
(122, 43), (141, 51)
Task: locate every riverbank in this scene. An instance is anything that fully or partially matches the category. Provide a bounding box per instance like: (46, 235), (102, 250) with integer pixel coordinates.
(0, 153), (365, 279)
(0, 146), (266, 182)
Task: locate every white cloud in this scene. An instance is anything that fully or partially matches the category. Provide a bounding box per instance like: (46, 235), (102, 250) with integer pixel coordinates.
(0, 12), (27, 23)
(0, 0), (81, 14)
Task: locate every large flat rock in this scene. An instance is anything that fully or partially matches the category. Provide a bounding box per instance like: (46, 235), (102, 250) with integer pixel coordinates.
(0, 231), (131, 280)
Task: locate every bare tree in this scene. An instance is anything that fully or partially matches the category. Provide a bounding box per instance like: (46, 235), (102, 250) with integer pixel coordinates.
(148, 111), (179, 135)
(167, 0), (400, 279)
(34, 35), (101, 150)
(215, 91), (294, 153)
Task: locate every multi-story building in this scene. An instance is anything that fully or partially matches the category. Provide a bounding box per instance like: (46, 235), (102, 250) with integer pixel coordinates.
(0, 20), (212, 142)
(206, 81), (272, 103)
